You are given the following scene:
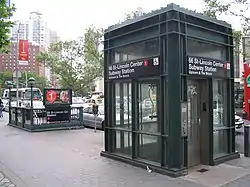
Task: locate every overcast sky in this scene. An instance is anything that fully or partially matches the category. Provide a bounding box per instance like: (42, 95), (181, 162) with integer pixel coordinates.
(11, 0), (242, 40)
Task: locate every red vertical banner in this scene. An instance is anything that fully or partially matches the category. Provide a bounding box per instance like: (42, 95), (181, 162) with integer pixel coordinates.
(18, 40), (29, 65)
(243, 63), (250, 120)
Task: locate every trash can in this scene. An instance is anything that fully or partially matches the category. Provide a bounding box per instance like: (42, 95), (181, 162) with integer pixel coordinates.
(244, 125), (250, 157)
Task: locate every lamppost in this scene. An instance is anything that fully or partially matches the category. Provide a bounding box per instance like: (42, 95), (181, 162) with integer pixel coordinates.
(28, 77), (35, 109)
(7, 81), (13, 124)
(15, 22), (20, 107)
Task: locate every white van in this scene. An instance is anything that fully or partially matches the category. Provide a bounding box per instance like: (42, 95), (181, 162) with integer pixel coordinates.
(3, 87), (44, 111)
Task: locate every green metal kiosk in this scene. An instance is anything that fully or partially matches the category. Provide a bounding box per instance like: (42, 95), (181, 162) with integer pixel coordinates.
(101, 3), (239, 177)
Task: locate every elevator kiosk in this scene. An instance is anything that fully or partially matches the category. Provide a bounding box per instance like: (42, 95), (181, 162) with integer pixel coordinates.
(101, 3), (239, 177)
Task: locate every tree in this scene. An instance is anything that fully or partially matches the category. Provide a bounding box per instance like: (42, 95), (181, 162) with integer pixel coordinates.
(0, 71), (12, 89)
(0, 1), (16, 53)
(36, 25), (104, 94)
(0, 71), (48, 92)
(124, 7), (146, 20)
(19, 72), (48, 91)
(202, 0), (244, 57)
(203, 0), (250, 33)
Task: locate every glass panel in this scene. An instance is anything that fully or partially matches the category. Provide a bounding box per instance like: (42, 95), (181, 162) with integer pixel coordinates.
(115, 130), (132, 156)
(111, 39), (159, 63)
(137, 133), (160, 163)
(187, 39), (226, 61)
(115, 82), (132, 129)
(115, 83), (121, 126)
(213, 129), (228, 158)
(138, 82), (159, 133)
(213, 79), (228, 127)
(187, 80), (201, 166)
(187, 26), (227, 43)
(123, 83), (132, 129)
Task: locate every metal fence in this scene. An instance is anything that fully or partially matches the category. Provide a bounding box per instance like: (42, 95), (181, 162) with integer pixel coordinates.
(8, 107), (84, 132)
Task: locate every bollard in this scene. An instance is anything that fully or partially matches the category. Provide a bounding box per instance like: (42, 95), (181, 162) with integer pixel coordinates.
(79, 107), (84, 127)
(244, 125), (250, 157)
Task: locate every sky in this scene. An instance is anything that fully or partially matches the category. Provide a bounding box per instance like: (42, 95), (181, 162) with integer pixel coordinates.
(11, 0), (243, 40)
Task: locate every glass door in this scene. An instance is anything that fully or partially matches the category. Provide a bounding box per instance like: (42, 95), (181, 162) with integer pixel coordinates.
(136, 79), (161, 163)
(187, 79), (201, 167)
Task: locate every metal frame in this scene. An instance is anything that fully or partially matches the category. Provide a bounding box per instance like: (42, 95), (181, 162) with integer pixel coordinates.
(101, 4), (239, 177)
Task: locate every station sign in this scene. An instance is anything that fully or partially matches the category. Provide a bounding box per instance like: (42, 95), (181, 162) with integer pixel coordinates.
(47, 108), (70, 123)
(43, 88), (72, 106)
(108, 57), (160, 80)
(187, 56), (230, 77)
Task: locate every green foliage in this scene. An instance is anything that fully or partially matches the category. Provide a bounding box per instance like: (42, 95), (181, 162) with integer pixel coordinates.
(36, 25), (104, 94)
(0, 71), (47, 93)
(19, 72), (48, 91)
(0, 1), (16, 53)
(0, 71), (12, 89)
(203, 0), (230, 18)
(202, 0), (244, 57)
(124, 7), (146, 20)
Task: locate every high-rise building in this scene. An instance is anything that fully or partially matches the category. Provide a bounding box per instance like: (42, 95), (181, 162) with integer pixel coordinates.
(49, 30), (60, 44)
(10, 21), (29, 41)
(11, 11), (50, 48)
(29, 11), (49, 48)
(9, 11), (60, 84)
(0, 42), (45, 77)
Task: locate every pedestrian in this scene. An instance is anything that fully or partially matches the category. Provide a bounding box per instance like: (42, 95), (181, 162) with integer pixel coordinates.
(0, 99), (4, 118)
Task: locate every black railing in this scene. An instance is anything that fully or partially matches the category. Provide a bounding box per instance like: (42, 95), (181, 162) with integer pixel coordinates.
(8, 107), (84, 132)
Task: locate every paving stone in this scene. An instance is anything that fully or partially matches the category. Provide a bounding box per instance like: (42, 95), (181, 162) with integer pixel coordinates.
(0, 113), (250, 187)
(0, 173), (4, 181)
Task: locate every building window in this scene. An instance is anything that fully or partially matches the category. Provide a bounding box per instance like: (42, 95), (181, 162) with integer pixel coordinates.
(213, 79), (229, 158)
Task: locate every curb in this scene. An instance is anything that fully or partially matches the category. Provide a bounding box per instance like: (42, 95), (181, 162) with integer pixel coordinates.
(0, 160), (29, 187)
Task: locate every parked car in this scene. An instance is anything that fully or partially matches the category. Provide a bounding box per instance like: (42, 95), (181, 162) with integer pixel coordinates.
(71, 97), (86, 108)
(83, 106), (130, 130)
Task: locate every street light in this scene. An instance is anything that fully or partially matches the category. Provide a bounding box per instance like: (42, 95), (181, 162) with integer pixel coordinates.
(7, 81), (13, 124)
(16, 22), (21, 108)
(28, 77), (35, 109)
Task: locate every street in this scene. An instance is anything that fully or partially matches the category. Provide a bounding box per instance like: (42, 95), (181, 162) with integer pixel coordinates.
(1, 113), (250, 187)
(0, 113), (203, 187)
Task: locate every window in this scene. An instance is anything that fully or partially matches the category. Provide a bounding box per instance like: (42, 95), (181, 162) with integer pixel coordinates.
(114, 130), (132, 156)
(24, 89), (42, 100)
(83, 107), (90, 113)
(137, 134), (160, 163)
(115, 82), (132, 129)
(213, 79), (229, 158)
(187, 40), (226, 60)
(111, 39), (159, 63)
(138, 82), (159, 133)
(213, 79), (227, 127)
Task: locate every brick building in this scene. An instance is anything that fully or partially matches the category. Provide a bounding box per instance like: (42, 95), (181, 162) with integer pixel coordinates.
(0, 42), (45, 76)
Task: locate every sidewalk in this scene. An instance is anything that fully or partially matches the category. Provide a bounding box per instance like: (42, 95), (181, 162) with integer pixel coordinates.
(0, 172), (15, 187)
(0, 113), (250, 187)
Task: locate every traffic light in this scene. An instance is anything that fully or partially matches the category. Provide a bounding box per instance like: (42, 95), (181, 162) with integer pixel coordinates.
(242, 71), (245, 79)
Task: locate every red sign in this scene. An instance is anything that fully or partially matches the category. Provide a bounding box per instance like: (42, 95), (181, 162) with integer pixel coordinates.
(18, 40), (29, 65)
(46, 90), (57, 103)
